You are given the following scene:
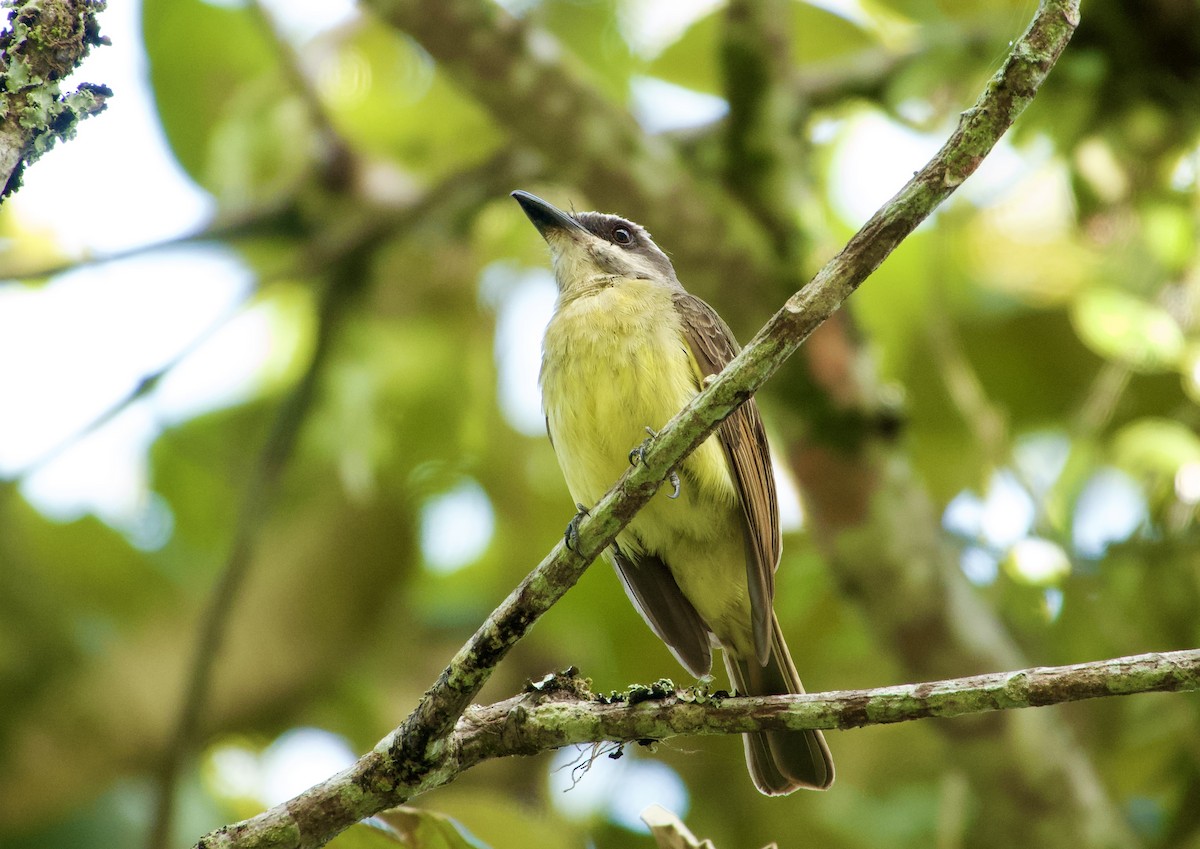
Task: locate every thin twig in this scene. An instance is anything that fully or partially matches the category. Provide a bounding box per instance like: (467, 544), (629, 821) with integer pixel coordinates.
(0, 205), (297, 281)
(7, 145), (540, 483)
(13, 301), (246, 478)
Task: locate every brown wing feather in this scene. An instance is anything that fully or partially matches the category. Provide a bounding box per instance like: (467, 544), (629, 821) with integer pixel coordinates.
(549, 416), (714, 677)
(672, 292), (780, 665)
(611, 545), (713, 678)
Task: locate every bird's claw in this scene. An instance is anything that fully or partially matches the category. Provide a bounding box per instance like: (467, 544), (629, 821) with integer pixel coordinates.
(627, 426), (682, 499)
(628, 426), (658, 466)
(565, 503), (589, 551)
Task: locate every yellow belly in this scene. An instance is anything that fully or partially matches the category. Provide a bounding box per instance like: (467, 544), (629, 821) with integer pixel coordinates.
(540, 279), (754, 655)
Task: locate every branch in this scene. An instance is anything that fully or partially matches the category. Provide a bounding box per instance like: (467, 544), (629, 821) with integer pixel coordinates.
(457, 650), (1200, 753)
(196, 2), (1080, 847)
(361, 31), (1126, 841)
(199, 647), (1198, 849)
(0, 0), (110, 200)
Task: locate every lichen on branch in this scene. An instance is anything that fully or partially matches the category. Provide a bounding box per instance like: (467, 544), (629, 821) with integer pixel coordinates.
(0, 0), (111, 199)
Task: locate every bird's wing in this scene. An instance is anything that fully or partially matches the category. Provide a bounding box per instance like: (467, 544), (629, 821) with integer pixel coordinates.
(611, 545), (713, 677)
(673, 291), (780, 665)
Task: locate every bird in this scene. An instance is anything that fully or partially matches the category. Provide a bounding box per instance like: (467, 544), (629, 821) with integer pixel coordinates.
(512, 189), (834, 794)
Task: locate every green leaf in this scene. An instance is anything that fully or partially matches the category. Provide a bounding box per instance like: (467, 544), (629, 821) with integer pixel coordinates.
(1111, 418), (1200, 480)
(320, 21), (500, 179)
(1185, 343), (1200, 403)
(142, 0), (275, 185)
(791, 2), (877, 65)
(650, 2), (875, 96)
(208, 81), (313, 212)
(1141, 203), (1196, 272)
(539, 0), (635, 99)
(1071, 289), (1185, 373)
(647, 11), (720, 93)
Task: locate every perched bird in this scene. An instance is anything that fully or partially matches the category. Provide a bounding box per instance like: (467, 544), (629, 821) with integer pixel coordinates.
(513, 190), (834, 794)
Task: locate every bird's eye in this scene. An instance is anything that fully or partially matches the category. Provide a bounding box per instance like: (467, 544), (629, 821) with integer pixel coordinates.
(612, 226), (633, 246)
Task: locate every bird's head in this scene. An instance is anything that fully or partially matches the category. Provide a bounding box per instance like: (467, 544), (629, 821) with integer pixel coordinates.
(512, 190), (678, 296)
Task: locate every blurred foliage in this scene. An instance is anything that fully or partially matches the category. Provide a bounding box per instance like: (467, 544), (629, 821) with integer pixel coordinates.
(1, 1), (1199, 849)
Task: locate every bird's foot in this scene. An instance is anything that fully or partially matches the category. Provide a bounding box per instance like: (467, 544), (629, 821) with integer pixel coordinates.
(628, 426), (681, 499)
(565, 503), (589, 551)
(627, 426), (658, 466)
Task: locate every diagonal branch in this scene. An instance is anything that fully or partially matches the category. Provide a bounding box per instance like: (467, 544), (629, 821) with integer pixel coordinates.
(196, 3), (1081, 847)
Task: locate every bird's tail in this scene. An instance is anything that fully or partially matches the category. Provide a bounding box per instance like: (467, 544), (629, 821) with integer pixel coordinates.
(724, 612), (834, 794)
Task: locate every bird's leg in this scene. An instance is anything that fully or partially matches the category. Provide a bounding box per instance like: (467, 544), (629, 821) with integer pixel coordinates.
(628, 426), (682, 499)
(565, 503), (589, 551)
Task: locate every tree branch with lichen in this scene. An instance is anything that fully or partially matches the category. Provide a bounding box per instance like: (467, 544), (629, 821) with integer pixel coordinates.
(198, 645), (1199, 849)
(0, 0), (110, 200)
(458, 650), (1200, 759)
(195, 3), (1087, 847)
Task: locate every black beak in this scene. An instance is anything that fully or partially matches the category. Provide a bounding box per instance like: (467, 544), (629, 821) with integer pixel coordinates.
(511, 190), (585, 238)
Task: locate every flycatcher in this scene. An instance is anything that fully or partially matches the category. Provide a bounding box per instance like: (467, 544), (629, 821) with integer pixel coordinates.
(513, 190), (834, 794)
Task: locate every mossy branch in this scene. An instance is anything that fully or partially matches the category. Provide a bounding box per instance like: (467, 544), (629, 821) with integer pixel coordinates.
(195, 2), (1083, 847)
(0, 0), (110, 200)
(198, 647), (1198, 849)
(458, 650), (1200, 756)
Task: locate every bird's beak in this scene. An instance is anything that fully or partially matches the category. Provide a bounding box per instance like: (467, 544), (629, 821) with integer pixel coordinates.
(511, 190), (586, 240)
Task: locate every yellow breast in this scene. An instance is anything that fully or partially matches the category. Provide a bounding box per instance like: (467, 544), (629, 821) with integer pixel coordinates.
(539, 278), (753, 652)
(540, 279), (727, 506)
